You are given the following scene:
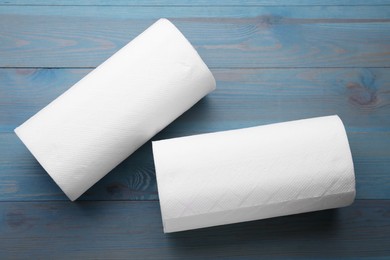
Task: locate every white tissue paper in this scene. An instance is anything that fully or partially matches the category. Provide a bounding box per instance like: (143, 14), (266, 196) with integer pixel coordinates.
(153, 115), (356, 233)
(14, 18), (216, 201)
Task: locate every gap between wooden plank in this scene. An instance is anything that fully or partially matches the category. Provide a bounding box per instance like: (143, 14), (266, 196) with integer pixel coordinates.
(1, 0), (390, 6)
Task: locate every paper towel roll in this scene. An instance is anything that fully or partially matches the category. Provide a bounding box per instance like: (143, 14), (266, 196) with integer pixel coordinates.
(153, 115), (356, 233)
(14, 18), (216, 201)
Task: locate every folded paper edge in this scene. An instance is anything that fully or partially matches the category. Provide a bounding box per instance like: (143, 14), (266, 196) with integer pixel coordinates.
(333, 114), (357, 197)
(152, 140), (168, 233)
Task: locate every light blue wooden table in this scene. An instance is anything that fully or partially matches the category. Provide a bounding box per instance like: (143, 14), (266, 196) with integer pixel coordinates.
(1, 1), (390, 258)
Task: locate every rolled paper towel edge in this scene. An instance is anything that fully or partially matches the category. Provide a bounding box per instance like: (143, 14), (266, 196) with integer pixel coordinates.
(13, 18), (216, 201)
(152, 115), (356, 233)
(14, 127), (77, 200)
(158, 18), (216, 91)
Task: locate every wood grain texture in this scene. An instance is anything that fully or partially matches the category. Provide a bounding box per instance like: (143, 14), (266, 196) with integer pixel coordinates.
(1, 200), (389, 259)
(2, 68), (390, 132)
(0, 6), (389, 67)
(2, 131), (389, 201)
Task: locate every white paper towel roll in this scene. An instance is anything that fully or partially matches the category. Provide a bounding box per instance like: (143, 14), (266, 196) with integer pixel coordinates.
(153, 115), (356, 233)
(14, 18), (216, 201)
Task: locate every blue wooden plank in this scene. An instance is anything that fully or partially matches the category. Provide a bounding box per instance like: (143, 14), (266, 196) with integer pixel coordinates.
(2, 68), (390, 132)
(0, 6), (389, 67)
(1, 130), (389, 201)
(0, 200), (389, 259)
(2, 5), (388, 19)
(2, 0), (390, 5)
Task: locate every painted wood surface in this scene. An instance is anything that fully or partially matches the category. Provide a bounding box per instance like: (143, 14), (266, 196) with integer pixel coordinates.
(1, 1), (390, 259)
(0, 6), (389, 67)
(1, 68), (390, 133)
(2, 131), (390, 201)
(1, 200), (389, 259)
